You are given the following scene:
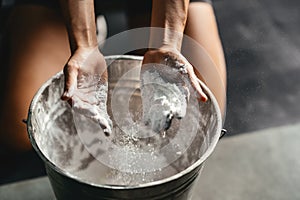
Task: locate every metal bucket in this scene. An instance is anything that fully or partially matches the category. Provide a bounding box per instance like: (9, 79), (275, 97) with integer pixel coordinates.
(27, 55), (223, 200)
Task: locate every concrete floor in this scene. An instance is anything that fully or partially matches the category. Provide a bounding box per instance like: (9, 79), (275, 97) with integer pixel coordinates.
(193, 123), (300, 200)
(1, 0), (300, 188)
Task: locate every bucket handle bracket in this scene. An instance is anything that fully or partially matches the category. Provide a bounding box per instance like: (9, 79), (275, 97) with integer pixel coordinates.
(220, 129), (227, 139)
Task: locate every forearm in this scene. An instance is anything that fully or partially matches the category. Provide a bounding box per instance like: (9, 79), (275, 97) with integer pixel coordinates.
(150, 0), (190, 50)
(59, 0), (97, 52)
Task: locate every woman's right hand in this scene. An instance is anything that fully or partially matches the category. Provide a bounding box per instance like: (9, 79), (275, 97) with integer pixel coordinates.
(61, 47), (112, 136)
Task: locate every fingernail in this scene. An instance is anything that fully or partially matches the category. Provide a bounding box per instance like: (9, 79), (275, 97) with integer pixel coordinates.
(201, 94), (208, 102)
(63, 91), (71, 98)
(197, 92), (208, 102)
(61, 90), (72, 101)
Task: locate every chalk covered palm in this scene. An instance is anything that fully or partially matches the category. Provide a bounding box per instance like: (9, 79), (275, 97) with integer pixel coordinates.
(141, 47), (208, 133)
(61, 47), (112, 136)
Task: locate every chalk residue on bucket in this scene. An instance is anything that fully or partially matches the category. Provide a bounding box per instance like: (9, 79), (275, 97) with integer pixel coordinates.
(70, 81), (203, 185)
(31, 57), (219, 187)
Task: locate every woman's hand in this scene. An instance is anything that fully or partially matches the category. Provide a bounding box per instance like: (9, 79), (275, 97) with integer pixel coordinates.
(61, 47), (112, 136)
(61, 47), (107, 99)
(143, 46), (208, 101)
(141, 46), (208, 132)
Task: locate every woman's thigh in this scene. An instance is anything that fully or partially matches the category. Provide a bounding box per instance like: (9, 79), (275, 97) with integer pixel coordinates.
(0, 5), (70, 152)
(184, 2), (227, 116)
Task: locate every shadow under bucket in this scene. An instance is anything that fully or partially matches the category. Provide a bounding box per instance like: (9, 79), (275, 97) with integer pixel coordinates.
(27, 55), (223, 200)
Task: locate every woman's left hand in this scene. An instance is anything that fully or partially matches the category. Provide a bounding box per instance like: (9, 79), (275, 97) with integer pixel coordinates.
(140, 46), (208, 132)
(142, 46), (208, 102)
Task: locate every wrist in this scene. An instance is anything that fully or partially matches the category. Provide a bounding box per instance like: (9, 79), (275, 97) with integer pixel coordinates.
(157, 44), (181, 54)
(69, 28), (98, 51)
(60, 0), (98, 52)
(162, 28), (184, 50)
(72, 45), (103, 58)
(150, 0), (188, 51)
(149, 27), (184, 51)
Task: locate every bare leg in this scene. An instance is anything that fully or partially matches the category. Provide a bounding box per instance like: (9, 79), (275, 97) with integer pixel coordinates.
(184, 2), (227, 117)
(0, 5), (70, 152)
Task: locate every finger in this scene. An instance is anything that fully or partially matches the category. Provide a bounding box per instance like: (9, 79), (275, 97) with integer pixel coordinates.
(180, 85), (190, 102)
(97, 116), (112, 137)
(184, 63), (208, 102)
(190, 75), (208, 102)
(67, 98), (73, 106)
(61, 65), (78, 101)
(164, 112), (174, 131)
(88, 113), (112, 137)
(73, 97), (112, 136)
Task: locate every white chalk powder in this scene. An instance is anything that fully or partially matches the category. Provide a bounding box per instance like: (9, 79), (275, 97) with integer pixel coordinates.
(141, 63), (190, 133)
(72, 73), (112, 136)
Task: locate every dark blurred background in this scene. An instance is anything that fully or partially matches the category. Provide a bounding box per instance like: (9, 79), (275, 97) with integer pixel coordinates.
(219, 0), (300, 135)
(1, 0), (300, 185)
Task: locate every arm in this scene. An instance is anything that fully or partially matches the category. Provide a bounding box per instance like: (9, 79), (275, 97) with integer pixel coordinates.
(59, 0), (107, 100)
(59, 0), (111, 135)
(59, 0), (97, 52)
(141, 0), (208, 132)
(149, 0), (189, 50)
(143, 0), (207, 101)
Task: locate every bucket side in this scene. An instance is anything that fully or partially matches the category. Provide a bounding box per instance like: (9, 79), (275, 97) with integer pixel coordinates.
(46, 163), (203, 200)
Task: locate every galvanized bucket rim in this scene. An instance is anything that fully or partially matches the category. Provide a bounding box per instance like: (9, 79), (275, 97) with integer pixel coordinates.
(27, 55), (222, 190)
